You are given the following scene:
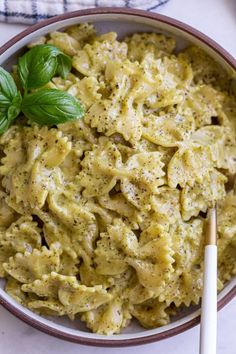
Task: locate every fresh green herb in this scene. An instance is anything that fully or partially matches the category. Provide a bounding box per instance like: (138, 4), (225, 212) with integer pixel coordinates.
(56, 54), (72, 79)
(17, 44), (72, 91)
(0, 67), (22, 133)
(0, 67), (19, 113)
(22, 89), (84, 125)
(0, 112), (12, 134)
(7, 93), (22, 120)
(0, 44), (84, 134)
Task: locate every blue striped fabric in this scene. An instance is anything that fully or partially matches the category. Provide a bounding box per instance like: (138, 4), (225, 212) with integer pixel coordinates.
(0, 0), (170, 24)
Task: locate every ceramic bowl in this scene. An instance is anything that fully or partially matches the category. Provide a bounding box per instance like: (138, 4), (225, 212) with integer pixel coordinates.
(0, 7), (235, 347)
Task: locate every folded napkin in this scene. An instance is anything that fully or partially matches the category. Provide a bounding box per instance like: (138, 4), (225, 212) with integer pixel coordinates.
(0, 0), (170, 24)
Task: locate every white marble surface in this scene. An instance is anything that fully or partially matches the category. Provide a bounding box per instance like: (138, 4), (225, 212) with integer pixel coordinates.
(0, 0), (235, 353)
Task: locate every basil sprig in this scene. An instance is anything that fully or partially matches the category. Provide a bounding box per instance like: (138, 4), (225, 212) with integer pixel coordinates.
(56, 54), (72, 79)
(0, 67), (22, 133)
(0, 67), (18, 109)
(22, 89), (84, 125)
(17, 44), (72, 91)
(0, 44), (84, 134)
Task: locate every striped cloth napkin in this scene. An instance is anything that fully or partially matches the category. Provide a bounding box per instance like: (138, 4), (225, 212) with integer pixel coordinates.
(0, 0), (170, 24)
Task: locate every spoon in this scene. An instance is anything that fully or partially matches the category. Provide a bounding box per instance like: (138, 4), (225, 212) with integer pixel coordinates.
(199, 206), (217, 354)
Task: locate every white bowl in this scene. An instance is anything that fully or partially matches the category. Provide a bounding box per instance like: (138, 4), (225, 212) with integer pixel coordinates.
(0, 8), (235, 347)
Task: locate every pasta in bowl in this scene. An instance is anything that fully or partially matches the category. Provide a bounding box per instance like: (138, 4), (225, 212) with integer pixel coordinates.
(0, 9), (235, 345)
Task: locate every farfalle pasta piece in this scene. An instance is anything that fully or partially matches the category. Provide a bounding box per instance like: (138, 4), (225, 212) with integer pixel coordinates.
(0, 241), (14, 277)
(47, 31), (80, 56)
(85, 200), (117, 234)
(155, 146), (177, 170)
(191, 125), (224, 147)
(31, 126), (70, 163)
(28, 36), (46, 47)
(79, 263), (114, 288)
(59, 283), (112, 316)
(98, 193), (136, 218)
(81, 298), (131, 335)
(28, 300), (67, 316)
(131, 299), (170, 328)
(2, 126), (71, 212)
(47, 192), (98, 258)
(59, 120), (97, 179)
(0, 216), (42, 277)
(150, 186), (181, 225)
(191, 125), (224, 163)
(191, 125), (236, 174)
(142, 109), (194, 147)
(59, 248), (79, 276)
(47, 192), (97, 237)
(222, 144), (236, 174)
(181, 169), (227, 220)
(125, 32), (175, 62)
(182, 85), (224, 128)
(72, 32), (127, 77)
(221, 94), (236, 132)
(78, 137), (123, 197)
(218, 243), (236, 282)
(168, 144), (214, 188)
(218, 193), (236, 251)
(158, 268), (203, 307)
(109, 268), (135, 297)
(65, 23), (96, 44)
(127, 256), (172, 294)
(67, 77), (101, 109)
(124, 152), (165, 191)
(22, 272), (78, 298)
(141, 55), (192, 109)
(95, 220), (137, 276)
(36, 209), (94, 266)
(23, 272), (112, 317)
(0, 190), (17, 227)
(182, 46), (230, 90)
(170, 219), (204, 270)
(0, 126), (25, 176)
(46, 73), (79, 91)
(157, 219), (204, 306)
(122, 275), (155, 305)
(4, 215), (42, 253)
(3, 243), (62, 283)
(36, 209), (73, 250)
(27, 165), (63, 210)
(163, 55), (193, 88)
(132, 137), (158, 153)
(58, 150), (82, 181)
(127, 55), (160, 108)
(121, 152), (165, 208)
(59, 119), (97, 145)
(98, 193), (138, 229)
(86, 60), (143, 144)
(5, 276), (38, 305)
(217, 193), (236, 281)
(127, 222), (174, 293)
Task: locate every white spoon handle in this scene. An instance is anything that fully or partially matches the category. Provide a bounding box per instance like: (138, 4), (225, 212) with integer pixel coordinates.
(200, 245), (217, 354)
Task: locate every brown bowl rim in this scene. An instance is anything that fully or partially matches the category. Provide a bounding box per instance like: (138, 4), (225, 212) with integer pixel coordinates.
(0, 7), (236, 347)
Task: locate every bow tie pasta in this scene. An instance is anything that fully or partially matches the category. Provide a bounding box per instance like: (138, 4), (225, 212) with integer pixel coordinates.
(0, 23), (235, 335)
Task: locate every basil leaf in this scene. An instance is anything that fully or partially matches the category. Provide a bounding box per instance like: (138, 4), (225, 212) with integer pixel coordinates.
(17, 45), (61, 90)
(22, 89), (84, 125)
(17, 45), (73, 90)
(0, 67), (22, 131)
(7, 92), (22, 121)
(0, 67), (18, 111)
(0, 112), (12, 134)
(56, 54), (72, 79)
